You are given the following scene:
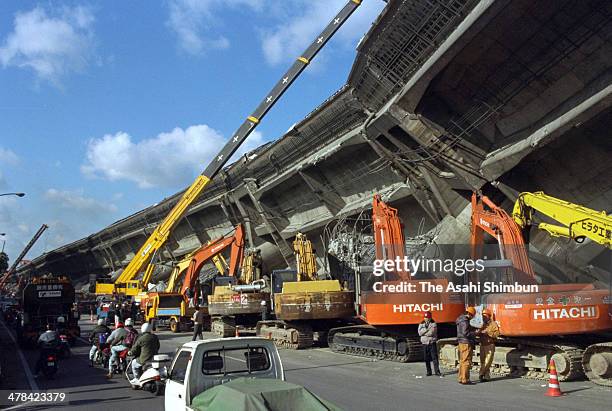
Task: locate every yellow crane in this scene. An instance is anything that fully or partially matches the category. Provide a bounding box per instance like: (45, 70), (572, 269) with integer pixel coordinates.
(512, 191), (611, 248)
(95, 0), (364, 296)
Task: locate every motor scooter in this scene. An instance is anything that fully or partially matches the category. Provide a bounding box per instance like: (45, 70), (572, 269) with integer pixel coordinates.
(41, 351), (58, 379)
(125, 354), (170, 395)
(57, 334), (71, 358)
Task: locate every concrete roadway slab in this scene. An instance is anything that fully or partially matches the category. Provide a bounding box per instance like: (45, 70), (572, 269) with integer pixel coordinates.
(1, 318), (610, 411)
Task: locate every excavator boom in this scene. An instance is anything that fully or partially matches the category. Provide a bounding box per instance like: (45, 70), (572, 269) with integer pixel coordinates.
(513, 191), (612, 248)
(100, 0), (363, 295)
(180, 225), (245, 296)
(471, 193), (536, 281)
(372, 194), (410, 281)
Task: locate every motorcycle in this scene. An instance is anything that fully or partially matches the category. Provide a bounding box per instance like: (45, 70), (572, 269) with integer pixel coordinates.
(93, 342), (110, 367)
(124, 354), (170, 396)
(110, 348), (130, 374)
(41, 351), (58, 379)
(57, 334), (71, 359)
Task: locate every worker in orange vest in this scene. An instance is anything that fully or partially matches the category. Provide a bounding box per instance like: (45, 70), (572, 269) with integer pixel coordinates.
(477, 308), (500, 382)
(456, 306), (477, 384)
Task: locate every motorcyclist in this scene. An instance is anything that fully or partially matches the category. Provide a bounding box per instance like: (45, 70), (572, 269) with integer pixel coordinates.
(56, 316), (67, 335)
(105, 321), (128, 378)
(128, 322), (160, 381)
(34, 324), (60, 378)
(89, 319), (110, 367)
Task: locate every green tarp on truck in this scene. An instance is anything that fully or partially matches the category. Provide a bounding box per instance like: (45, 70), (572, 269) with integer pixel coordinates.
(191, 377), (342, 411)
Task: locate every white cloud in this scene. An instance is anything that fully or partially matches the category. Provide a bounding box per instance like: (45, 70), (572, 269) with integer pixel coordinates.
(0, 147), (19, 165)
(0, 6), (95, 83)
(167, 0), (263, 55)
(44, 188), (118, 214)
(81, 124), (264, 188)
(260, 0), (385, 66)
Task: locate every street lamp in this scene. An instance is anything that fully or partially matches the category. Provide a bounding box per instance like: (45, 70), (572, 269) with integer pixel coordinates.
(0, 192), (25, 197)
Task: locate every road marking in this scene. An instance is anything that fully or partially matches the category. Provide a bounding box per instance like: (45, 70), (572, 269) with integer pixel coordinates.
(3, 401), (36, 411)
(0, 320), (39, 391)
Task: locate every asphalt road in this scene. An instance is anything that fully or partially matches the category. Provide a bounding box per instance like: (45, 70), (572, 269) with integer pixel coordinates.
(1, 318), (610, 411)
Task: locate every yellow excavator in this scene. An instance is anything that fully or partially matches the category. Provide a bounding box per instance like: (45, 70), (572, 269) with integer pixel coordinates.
(94, 0), (363, 297)
(256, 232), (354, 349)
(512, 191), (612, 386)
(512, 191), (611, 248)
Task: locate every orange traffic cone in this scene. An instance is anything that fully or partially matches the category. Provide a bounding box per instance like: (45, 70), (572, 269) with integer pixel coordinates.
(545, 358), (564, 397)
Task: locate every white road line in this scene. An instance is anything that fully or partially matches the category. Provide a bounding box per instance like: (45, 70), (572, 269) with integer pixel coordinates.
(0, 320), (39, 391)
(3, 400), (36, 411)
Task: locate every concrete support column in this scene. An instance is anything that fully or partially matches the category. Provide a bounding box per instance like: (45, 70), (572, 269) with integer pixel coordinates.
(244, 179), (294, 268)
(298, 168), (345, 215)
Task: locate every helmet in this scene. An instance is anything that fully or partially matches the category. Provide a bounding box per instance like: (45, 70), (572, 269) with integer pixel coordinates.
(57, 316), (65, 324)
(125, 318), (133, 326)
(116, 322), (124, 328)
(482, 308), (492, 317)
(97, 319), (105, 326)
(423, 311), (432, 319)
(141, 322), (152, 334)
(466, 307), (476, 316)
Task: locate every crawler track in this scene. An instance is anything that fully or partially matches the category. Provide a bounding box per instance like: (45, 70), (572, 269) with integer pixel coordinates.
(582, 342), (612, 386)
(439, 337), (584, 381)
(256, 321), (314, 349)
(328, 325), (422, 362)
(211, 317), (235, 338)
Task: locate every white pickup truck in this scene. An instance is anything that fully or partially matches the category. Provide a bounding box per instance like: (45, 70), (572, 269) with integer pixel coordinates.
(164, 337), (284, 410)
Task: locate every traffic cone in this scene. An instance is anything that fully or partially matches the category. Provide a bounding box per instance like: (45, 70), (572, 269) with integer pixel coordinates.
(545, 358), (563, 397)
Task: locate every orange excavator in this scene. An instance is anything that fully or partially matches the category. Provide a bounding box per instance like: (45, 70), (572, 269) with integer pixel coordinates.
(141, 225), (245, 332)
(328, 195), (465, 362)
(439, 192), (612, 384)
(180, 224), (245, 299)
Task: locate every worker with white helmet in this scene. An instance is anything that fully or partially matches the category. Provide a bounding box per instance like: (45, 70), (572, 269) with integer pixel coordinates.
(88, 318), (110, 366)
(128, 322), (160, 380)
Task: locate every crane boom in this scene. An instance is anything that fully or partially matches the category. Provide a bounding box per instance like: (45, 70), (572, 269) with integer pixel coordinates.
(512, 191), (612, 248)
(109, 0), (363, 293)
(0, 224), (48, 290)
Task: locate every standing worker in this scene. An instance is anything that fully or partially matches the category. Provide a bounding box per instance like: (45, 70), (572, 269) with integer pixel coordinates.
(191, 305), (205, 341)
(456, 306), (477, 385)
(418, 311), (441, 376)
(477, 308), (499, 382)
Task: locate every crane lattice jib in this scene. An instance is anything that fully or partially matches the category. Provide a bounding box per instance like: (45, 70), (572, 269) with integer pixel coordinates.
(112, 0), (363, 289)
(0, 224), (48, 290)
(513, 191), (612, 249)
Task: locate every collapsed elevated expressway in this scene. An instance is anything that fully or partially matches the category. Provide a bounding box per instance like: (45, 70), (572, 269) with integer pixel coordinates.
(18, 0), (611, 295)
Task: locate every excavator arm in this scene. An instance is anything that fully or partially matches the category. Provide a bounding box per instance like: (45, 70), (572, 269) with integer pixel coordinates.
(293, 232), (317, 281)
(180, 225), (245, 296)
(471, 193), (536, 281)
(100, 0), (363, 295)
(513, 191), (612, 248)
(372, 194), (411, 281)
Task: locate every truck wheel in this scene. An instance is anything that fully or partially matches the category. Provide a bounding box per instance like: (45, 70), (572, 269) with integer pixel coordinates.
(170, 319), (179, 333)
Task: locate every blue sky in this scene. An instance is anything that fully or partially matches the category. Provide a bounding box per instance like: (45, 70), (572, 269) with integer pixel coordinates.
(0, 0), (385, 262)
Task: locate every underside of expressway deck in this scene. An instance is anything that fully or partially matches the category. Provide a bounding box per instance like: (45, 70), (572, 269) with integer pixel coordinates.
(17, 0), (612, 291)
